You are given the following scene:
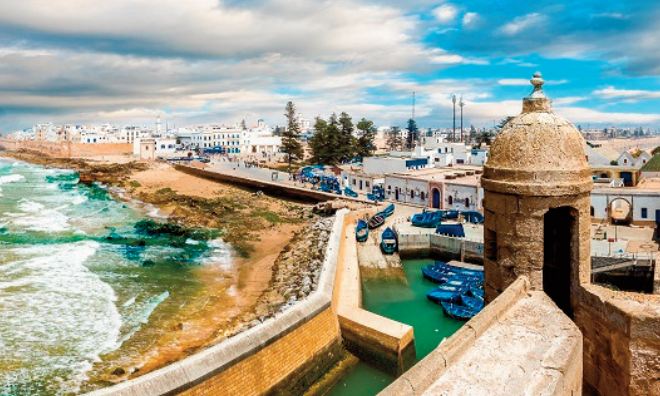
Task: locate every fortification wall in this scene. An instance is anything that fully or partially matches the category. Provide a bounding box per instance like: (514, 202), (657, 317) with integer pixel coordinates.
(380, 277), (583, 396)
(174, 164), (371, 204)
(87, 210), (348, 396)
(0, 139), (132, 157)
(397, 231), (483, 262)
(335, 211), (416, 374)
(574, 284), (660, 396)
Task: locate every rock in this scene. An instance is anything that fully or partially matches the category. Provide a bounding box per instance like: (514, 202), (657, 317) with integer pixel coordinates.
(111, 367), (126, 376)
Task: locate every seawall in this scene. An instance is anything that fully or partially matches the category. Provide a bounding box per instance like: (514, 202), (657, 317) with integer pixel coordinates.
(87, 210), (348, 396)
(174, 164), (372, 204)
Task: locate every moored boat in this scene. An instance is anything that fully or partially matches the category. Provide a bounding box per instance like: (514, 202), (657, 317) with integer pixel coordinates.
(461, 295), (485, 311)
(344, 187), (358, 198)
(377, 203), (395, 218)
(368, 214), (385, 229)
(355, 219), (369, 242)
(441, 302), (479, 321)
(380, 227), (397, 254)
(411, 210), (443, 228)
(426, 284), (467, 303)
(469, 287), (485, 299)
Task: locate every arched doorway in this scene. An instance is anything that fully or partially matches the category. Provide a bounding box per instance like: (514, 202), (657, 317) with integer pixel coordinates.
(543, 207), (575, 317)
(432, 188), (440, 208)
(609, 198), (632, 224)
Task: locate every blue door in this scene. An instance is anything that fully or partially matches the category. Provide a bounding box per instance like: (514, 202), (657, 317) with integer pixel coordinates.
(432, 188), (440, 209)
(656, 210), (660, 227)
(620, 172), (633, 186)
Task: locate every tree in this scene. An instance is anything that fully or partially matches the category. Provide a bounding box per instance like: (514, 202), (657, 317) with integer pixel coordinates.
(240, 119), (247, 130)
(468, 125), (477, 143)
(476, 131), (493, 147)
(652, 146), (660, 156)
(282, 101), (304, 171)
(405, 118), (418, 150)
(386, 127), (403, 151)
(337, 112), (356, 162)
(309, 114), (343, 165)
(355, 118), (376, 158)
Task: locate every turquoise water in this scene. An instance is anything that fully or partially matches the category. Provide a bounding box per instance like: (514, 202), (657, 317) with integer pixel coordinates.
(328, 259), (463, 395)
(0, 159), (230, 395)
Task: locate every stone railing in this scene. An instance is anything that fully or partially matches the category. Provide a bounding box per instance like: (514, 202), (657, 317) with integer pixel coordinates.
(87, 209), (348, 396)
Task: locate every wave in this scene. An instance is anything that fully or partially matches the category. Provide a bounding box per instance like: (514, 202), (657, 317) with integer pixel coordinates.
(0, 174), (25, 185)
(0, 241), (122, 395)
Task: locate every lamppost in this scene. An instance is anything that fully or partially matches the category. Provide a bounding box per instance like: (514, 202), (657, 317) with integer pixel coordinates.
(452, 94), (457, 142)
(459, 96), (465, 143)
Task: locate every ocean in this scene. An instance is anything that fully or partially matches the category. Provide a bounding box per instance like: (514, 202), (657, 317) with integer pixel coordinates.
(0, 158), (230, 395)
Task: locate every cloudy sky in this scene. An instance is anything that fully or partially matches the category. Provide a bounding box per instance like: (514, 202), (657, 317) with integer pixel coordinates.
(0, 0), (659, 131)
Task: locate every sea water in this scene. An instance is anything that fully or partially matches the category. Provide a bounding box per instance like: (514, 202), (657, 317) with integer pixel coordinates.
(0, 159), (229, 395)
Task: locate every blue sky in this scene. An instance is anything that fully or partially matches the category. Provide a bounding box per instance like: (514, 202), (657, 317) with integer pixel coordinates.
(0, 0), (658, 131)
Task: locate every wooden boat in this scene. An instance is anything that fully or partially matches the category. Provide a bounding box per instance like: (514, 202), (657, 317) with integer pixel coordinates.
(355, 219), (369, 242)
(469, 287), (485, 299)
(435, 223), (465, 237)
(433, 262), (484, 279)
(368, 214), (385, 229)
(380, 227), (397, 254)
(411, 210), (443, 228)
(461, 295), (484, 312)
(460, 210), (484, 224)
(426, 285), (466, 303)
(344, 187), (358, 198)
(441, 302), (478, 321)
(377, 203), (395, 218)
(443, 210), (460, 220)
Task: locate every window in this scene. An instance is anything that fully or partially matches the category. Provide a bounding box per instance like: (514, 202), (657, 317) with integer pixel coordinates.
(410, 190), (414, 199)
(366, 181), (370, 188)
(623, 158), (628, 164)
(420, 191), (425, 200)
(448, 195), (453, 205)
(641, 208), (648, 218)
(352, 179), (356, 186)
(465, 197), (470, 207)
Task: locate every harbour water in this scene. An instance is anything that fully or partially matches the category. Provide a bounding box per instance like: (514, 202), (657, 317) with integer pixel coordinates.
(328, 258), (464, 395)
(0, 159), (231, 395)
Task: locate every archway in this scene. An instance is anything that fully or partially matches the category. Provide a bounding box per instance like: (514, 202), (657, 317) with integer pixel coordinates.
(609, 198), (632, 225)
(543, 206), (576, 317)
(431, 188), (440, 209)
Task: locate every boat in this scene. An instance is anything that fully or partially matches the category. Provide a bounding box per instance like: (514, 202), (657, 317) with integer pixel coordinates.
(436, 223), (465, 237)
(461, 295), (485, 312)
(441, 302), (479, 321)
(368, 214), (385, 229)
(422, 266), (454, 283)
(377, 203), (395, 218)
(380, 227), (398, 254)
(422, 264), (482, 285)
(443, 210), (460, 220)
(469, 287), (485, 299)
(433, 262), (484, 279)
(411, 210), (443, 228)
(344, 187), (359, 198)
(355, 219), (369, 242)
(426, 285), (466, 303)
(461, 210), (484, 224)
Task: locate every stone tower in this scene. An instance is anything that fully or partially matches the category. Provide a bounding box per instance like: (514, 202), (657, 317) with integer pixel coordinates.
(481, 72), (592, 316)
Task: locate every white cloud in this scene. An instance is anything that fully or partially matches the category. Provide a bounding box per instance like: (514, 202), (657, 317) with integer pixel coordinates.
(593, 86), (660, 101)
(462, 12), (479, 28)
(498, 13), (546, 36)
(432, 4), (458, 23)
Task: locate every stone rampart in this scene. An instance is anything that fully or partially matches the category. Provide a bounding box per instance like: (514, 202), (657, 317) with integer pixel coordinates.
(87, 210), (348, 396)
(574, 284), (660, 396)
(0, 139), (132, 157)
(335, 211), (416, 374)
(174, 164), (372, 204)
(381, 276), (583, 395)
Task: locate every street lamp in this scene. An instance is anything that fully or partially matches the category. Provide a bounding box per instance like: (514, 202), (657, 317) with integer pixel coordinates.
(452, 94), (457, 142)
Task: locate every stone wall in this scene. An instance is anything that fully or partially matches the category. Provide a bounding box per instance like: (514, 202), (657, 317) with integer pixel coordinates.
(380, 277), (583, 396)
(174, 164), (370, 204)
(574, 284), (660, 396)
(0, 139), (132, 157)
(397, 232), (483, 261)
(87, 210), (348, 396)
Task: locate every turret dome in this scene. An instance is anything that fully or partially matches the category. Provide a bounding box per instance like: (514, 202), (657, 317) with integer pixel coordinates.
(482, 72), (592, 196)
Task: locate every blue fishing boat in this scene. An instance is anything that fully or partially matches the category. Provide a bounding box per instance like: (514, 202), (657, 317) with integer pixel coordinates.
(469, 287), (485, 299)
(380, 227), (397, 254)
(426, 284), (466, 303)
(377, 203), (395, 218)
(436, 223), (465, 237)
(368, 214), (385, 229)
(441, 302), (479, 321)
(422, 266), (453, 283)
(344, 187), (358, 198)
(443, 210), (460, 220)
(355, 219), (369, 242)
(461, 295), (485, 312)
(411, 210), (443, 228)
(433, 262), (484, 279)
(461, 210), (484, 224)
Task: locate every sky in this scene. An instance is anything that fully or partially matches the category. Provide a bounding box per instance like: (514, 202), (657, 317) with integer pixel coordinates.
(0, 0), (659, 131)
